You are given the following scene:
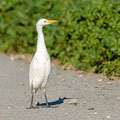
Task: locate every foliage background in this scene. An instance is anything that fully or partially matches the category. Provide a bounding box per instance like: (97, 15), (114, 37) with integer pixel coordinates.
(0, 0), (120, 76)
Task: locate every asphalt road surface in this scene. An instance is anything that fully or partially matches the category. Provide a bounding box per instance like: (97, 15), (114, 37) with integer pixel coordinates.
(0, 55), (120, 120)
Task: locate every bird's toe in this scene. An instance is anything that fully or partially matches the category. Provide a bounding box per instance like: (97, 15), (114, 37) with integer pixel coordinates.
(26, 105), (39, 109)
(41, 104), (58, 108)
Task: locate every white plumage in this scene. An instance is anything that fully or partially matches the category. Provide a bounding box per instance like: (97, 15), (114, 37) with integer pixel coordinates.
(28, 19), (58, 109)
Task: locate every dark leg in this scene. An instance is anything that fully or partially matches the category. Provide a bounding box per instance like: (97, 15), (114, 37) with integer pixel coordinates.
(42, 88), (59, 108)
(30, 94), (34, 107)
(27, 93), (39, 109)
(43, 88), (50, 107)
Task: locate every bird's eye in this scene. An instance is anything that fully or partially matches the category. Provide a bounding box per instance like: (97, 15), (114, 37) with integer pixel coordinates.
(44, 21), (46, 23)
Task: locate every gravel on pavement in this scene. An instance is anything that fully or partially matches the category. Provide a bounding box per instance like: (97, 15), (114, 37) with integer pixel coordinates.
(0, 56), (120, 120)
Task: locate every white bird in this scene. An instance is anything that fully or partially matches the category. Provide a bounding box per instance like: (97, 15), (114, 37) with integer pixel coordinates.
(28, 19), (58, 109)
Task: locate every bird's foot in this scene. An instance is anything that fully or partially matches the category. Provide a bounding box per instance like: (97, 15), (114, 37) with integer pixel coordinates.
(42, 104), (58, 108)
(26, 105), (39, 109)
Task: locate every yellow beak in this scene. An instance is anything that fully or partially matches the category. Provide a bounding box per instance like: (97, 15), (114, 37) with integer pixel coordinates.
(45, 20), (58, 23)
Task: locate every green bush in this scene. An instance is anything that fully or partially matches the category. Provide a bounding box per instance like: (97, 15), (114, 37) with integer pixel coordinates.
(0, 0), (120, 76)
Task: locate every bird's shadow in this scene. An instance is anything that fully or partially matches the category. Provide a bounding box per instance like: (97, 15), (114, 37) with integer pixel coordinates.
(37, 97), (71, 107)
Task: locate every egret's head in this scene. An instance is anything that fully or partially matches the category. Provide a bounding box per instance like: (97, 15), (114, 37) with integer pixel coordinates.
(36, 19), (58, 29)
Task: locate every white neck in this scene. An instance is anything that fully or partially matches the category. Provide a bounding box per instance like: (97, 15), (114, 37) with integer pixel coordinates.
(36, 26), (48, 55)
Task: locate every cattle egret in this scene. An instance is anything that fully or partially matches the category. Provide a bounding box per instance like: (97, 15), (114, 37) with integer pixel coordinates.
(28, 19), (58, 109)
